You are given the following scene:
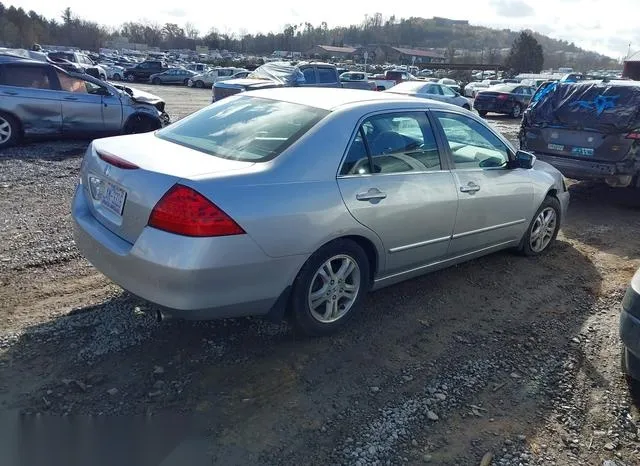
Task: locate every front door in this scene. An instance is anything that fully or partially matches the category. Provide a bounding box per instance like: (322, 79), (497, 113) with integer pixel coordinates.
(56, 71), (105, 134)
(432, 111), (534, 256)
(337, 111), (458, 275)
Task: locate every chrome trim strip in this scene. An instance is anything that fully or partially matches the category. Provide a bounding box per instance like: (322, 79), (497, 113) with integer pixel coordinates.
(389, 235), (451, 253)
(376, 239), (516, 284)
(451, 219), (526, 240)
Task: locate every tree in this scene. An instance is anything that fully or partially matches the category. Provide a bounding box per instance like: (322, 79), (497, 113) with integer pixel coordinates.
(505, 31), (544, 74)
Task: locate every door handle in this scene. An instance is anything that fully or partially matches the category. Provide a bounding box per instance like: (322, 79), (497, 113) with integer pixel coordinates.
(64, 96), (79, 101)
(356, 188), (387, 202)
(460, 182), (481, 194)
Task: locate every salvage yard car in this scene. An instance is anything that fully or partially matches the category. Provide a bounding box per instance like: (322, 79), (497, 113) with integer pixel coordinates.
(520, 80), (640, 188)
(386, 81), (471, 110)
(72, 88), (568, 336)
(124, 60), (168, 82)
(149, 68), (197, 85)
(212, 61), (341, 102)
(474, 84), (536, 118)
(188, 68), (248, 88)
(0, 55), (169, 149)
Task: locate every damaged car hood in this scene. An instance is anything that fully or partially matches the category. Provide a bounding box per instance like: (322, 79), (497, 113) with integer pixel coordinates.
(112, 84), (163, 105)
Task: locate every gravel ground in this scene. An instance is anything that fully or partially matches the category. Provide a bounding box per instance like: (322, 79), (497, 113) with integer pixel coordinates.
(1, 85), (639, 466)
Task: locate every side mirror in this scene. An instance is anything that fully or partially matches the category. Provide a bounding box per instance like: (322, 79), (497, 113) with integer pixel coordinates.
(514, 150), (536, 169)
(96, 87), (112, 97)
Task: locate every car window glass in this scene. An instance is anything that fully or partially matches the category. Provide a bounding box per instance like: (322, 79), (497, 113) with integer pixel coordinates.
(441, 86), (456, 96)
(361, 112), (441, 174)
(301, 67), (316, 84)
(434, 112), (509, 169)
(341, 129), (371, 175)
(317, 68), (337, 83)
(1, 65), (51, 89)
(426, 84), (443, 95)
(57, 71), (88, 93)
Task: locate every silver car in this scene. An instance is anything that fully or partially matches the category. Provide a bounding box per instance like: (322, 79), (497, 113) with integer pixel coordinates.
(0, 56), (170, 149)
(386, 82), (471, 110)
(72, 88), (569, 336)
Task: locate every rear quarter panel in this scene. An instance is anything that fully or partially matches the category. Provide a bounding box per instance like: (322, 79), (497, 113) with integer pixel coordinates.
(0, 86), (62, 136)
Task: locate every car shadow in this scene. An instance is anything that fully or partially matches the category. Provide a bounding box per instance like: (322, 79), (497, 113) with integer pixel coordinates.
(2, 235), (628, 464)
(562, 180), (640, 260)
(0, 139), (91, 161)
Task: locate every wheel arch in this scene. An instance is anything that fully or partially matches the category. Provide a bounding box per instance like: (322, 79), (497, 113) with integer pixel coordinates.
(0, 110), (24, 138)
(123, 112), (162, 134)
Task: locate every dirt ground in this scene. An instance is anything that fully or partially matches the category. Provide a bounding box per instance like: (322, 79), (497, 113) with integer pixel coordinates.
(0, 85), (639, 466)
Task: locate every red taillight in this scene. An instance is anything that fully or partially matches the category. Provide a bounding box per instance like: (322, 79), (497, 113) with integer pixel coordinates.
(97, 150), (139, 170)
(148, 184), (245, 237)
(496, 94), (509, 101)
(626, 131), (640, 140)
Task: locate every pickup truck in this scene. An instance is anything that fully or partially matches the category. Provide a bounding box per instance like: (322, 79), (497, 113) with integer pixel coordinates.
(370, 70), (419, 91)
(48, 51), (107, 80)
(123, 60), (168, 82)
(339, 72), (376, 91)
(213, 61), (342, 102)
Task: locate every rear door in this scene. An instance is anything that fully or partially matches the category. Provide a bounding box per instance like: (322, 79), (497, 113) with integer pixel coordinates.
(337, 111), (458, 275)
(0, 63), (62, 136)
(432, 110), (533, 255)
(316, 66), (340, 88)
(300, 66), (317, 87)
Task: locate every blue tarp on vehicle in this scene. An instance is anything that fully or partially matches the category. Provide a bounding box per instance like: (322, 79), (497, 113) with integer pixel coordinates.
(526, 81), (640, 134)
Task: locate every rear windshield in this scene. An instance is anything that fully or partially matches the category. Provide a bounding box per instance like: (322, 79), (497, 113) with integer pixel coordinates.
(156, 96), (329, 162)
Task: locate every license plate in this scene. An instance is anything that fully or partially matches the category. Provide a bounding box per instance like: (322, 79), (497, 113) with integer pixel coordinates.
(547, 143), (564, 151)
(571, 147), (594, 157)
(102, 182), (127, 216)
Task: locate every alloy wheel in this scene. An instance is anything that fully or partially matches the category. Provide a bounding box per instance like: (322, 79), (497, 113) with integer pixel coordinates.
(308, 254), (361, 323)
(512, 105), (522, 118)
(0, 116), (12, 144)
(529, 207), (557, 252)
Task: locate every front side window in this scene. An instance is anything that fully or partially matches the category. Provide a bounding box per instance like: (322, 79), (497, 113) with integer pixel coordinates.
(156, 96), (328, 162)
(340, 112), (441, 176)
(57, 71), (88, 93)
(425, 84), (442, 95)
(301, 67), (316, 84)
(434, 112), (510, 169)
(1, 65), (51, 89)
(441, 86), (456, 97)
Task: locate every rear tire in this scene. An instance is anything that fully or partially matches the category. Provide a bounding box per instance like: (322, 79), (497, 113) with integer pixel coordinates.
(0, 112), (20, 149)
(519, 196), (561, 256)
(478, 110), (488, 117)
(126, 74), (135, 82)
(112, 73), (121, 81)
(152, 77), (161, 85)
(195, 80), (204, 88)
(290, 239), (370, 336)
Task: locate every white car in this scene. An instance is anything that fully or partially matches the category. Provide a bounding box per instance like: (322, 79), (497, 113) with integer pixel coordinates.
(188, 68), (248, 88)
(103, 64), (126, 81)
(438, 78), (461, 94)
(464, 81), (489, 97)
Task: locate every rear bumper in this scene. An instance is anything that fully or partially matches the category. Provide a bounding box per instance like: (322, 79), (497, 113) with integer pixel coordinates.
(473, 100), (511, 114)
(72, 186), (306, 319)
(532, 152), (636, 181)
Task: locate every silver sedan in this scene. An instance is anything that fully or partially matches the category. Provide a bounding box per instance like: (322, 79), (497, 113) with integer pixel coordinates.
(385, 82), (471, 110)
(72, 88), (569, 336)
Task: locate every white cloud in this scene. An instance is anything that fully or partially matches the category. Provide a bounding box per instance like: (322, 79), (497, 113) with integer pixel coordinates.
(9, 0), (638, 58)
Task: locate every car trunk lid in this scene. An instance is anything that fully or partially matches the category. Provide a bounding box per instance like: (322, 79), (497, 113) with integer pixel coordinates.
(81, 133), (254, 244)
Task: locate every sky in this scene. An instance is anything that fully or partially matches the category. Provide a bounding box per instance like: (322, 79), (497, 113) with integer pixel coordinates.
(8, 0), (638, 59)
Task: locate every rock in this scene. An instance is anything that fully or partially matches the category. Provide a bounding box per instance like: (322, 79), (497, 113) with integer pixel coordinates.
(368, 446), (376, 455)
(510, 372), (521, 379)
(87, 374), (106, 386)
(153, 380), (165, 390)
(603, 442), (615, 451)
(603, 461), (618, 466)
(435, 393), (447, 401)
(73, 380), (87, 392)
(517, 434), (527, 441)
(423, 454), (432, 463)
(480, 452), (493, 466)
(153, 365), (165, 376)
(571, 337), (580, 343)
(106, 388), (118, 396)
(321, 426), (327, 432)
(411, 439), (418, 447)
(370, 386), (380, 393)
(426, 410), (439, 421)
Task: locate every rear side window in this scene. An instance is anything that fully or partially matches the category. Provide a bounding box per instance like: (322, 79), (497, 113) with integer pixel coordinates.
(0, 65), (51, 89)
(156, 96), (329, 162)
(317, 67), (337, 84)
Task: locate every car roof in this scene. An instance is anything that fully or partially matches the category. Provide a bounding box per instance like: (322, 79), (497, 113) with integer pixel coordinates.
(245, 87), (456, 111)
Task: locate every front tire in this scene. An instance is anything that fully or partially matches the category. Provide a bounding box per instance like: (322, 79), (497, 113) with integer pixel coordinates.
(0, 112), (20, 149)
(195, 80), (204, 88)
(519, 196), (561, 256)
(290, 239), (370, 336)
(126, 74), (135, 82)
